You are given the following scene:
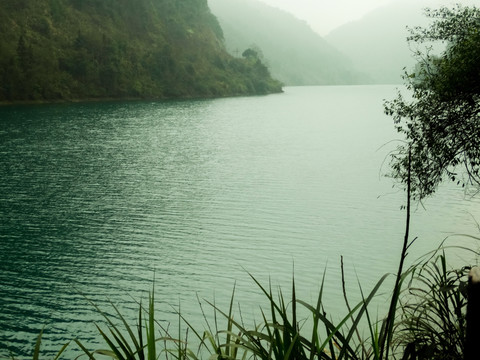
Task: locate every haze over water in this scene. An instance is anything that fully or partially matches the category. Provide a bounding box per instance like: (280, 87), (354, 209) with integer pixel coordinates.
(1, 85), (479, 357)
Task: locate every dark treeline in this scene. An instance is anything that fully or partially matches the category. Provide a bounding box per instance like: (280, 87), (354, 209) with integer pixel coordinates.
(0, 0), (282, 102)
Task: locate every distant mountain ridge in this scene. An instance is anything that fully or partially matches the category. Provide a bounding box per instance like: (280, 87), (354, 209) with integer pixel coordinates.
(208, 0), (369, 85)
(0, 0), (282, 103)
(325, 0), (438, 84)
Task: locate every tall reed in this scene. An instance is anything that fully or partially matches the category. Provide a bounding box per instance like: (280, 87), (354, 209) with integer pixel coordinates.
(394, 251), (470, 359)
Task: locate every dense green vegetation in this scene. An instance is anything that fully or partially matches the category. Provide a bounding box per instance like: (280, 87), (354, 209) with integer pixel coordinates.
(0, 0), (282, 103)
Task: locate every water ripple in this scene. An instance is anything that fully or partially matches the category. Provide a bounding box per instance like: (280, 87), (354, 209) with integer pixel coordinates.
(1, 86), (479, 357)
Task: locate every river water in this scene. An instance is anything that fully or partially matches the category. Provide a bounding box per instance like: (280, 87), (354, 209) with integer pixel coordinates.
(1, 85), (479, 357)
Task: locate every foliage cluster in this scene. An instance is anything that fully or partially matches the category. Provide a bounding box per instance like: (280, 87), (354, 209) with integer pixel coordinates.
(394, 252), (468, 360)
(0, 0), (282, 102)
(384, 5), (480, 200)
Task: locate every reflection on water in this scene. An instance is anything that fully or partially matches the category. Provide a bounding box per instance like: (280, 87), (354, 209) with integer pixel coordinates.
(1, 86), (479, 357)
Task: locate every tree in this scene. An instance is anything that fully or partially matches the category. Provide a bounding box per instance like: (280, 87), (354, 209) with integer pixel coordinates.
(384, 5), (480, 200)
(242, 47), (259, 60)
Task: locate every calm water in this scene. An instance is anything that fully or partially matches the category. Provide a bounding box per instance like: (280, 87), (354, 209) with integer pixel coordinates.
(1, 86), (479, 357)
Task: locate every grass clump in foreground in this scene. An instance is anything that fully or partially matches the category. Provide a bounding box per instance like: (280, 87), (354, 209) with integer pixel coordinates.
(394, 251), (470, 360)
(77, 273), (390, 360)
(12, 244), (474, 360)
(71, 246), (474, 360)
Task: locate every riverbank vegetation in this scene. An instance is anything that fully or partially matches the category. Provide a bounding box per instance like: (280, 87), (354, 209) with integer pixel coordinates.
(0, 0), (282, 103)
(13, 240), (475, 360)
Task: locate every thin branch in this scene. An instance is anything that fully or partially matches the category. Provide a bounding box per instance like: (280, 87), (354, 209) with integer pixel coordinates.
(380, 148), (413, 360)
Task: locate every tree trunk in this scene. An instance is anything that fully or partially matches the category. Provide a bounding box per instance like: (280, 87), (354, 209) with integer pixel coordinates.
(465, 267), (480, 360)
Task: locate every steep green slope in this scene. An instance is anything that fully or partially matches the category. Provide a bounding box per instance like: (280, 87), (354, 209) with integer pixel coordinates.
(0, 0), (282, 102)
(208, 0), (369, 85)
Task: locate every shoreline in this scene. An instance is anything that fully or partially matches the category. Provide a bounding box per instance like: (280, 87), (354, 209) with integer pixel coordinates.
(0, 88), (284, 107)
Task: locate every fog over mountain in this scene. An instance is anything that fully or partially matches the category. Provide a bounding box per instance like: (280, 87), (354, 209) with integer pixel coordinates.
(208, 0), (369, 85)
(325, 0), (439, 84)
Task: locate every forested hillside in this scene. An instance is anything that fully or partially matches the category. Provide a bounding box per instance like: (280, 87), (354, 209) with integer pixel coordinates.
(209, 0), (369, 85)
(0, 0), (282, 102)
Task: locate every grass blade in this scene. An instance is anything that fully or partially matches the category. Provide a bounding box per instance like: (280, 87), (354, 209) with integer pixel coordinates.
(33, 328), (43, 360)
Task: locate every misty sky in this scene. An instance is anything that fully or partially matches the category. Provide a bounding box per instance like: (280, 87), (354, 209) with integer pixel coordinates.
(256, 0), (474, 35)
